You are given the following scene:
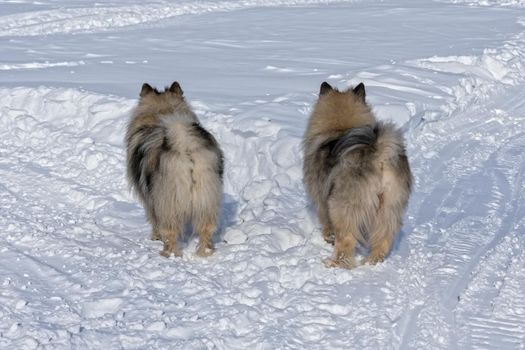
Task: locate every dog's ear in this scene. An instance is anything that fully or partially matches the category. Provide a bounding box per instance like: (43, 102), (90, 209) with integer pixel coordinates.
(353, 82), (366, 102)
(320, 81), (333, 96)
(169, 81), (183, 96)
(140, 83), (154, 98)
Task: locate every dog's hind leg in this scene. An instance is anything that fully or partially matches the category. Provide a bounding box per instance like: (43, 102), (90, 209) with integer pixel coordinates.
(366, 197), (401, 265)
(151, 229), (161, 241)
(317, 203), (334, 245)
(194, 216), (216, 257)
(160, 226), (182, 258)
(367, 238), (392, 264)
(324, 207), (358, 269)
(325, 232), (358, 269)
(145, 205), (161, 241)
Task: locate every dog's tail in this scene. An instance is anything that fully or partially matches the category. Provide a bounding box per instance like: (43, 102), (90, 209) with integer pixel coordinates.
(330, 124), (378, 158)
(126, 125), (168, 203)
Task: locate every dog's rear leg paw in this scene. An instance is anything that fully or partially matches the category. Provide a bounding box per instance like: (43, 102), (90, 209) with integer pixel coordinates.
(323, 257), (355, 269)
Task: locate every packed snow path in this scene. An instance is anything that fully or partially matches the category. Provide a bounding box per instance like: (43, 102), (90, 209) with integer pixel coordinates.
(0, 0), (524, 349)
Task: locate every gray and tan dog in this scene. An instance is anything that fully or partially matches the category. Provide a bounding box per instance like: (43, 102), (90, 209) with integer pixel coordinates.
(303, 82), (412, 269)
(126, 82), (224, 258)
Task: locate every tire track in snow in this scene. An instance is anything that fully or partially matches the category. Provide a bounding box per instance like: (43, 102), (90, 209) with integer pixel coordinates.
(456, 232), (525, 349)
(454, 125), (525, 349)
(0, 0), (361, 37)
(442, 132), (525, 309)
(394, 15), (525, 350)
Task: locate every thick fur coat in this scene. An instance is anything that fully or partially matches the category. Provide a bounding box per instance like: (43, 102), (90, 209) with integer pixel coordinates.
(126, 82), (224, 257)
(303, 82), (412, 268)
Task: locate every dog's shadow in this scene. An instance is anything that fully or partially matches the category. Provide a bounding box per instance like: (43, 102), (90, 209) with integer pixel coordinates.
(215, 193), (239, 243)
(390, 226), (411, 259)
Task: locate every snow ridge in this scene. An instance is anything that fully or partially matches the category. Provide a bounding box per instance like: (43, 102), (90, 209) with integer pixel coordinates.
(0, 0), (361, 37)
(444, 0), (525, 7)
(0, 61), (86, 71)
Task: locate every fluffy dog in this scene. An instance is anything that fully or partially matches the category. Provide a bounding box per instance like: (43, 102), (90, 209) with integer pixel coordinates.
(303, 81), (412, 268)
(126, 82), (224, 257)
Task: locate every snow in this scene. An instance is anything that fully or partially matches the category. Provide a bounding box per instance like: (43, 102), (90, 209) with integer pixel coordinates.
(0, 0), (524, 349)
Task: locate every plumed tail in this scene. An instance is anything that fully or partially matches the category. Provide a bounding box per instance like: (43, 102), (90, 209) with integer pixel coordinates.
(127, 125), (168, 202)
(330, 124), (378, 158)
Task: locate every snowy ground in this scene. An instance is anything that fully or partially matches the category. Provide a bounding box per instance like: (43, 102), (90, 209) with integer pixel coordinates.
(1, 0), (524, 349)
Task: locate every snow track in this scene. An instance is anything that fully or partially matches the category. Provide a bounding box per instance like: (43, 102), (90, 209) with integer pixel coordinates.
(0, 0), (524, 349)
(396, 17), (525, 348)
(444, 0), (525, 7)
(0, 0), (360, 37)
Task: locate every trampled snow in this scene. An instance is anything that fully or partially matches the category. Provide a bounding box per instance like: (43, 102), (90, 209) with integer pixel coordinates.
(0, 0), (524, 349)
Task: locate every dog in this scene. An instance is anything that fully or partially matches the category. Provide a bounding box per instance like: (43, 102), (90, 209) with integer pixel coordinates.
(303, 81), (412, 269)
(126, 81), (224, 257)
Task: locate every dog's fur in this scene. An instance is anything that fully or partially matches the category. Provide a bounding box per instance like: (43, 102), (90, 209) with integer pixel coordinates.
(303, 81), (412, 269)
(126, 82), (224, 257)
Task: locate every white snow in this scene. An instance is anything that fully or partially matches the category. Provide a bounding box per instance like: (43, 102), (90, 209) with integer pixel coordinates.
(1, 0), (524, 349)
(0, 61), (86, 71)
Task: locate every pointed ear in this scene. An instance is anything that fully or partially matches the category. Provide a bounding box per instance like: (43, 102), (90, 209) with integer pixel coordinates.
(140, 83), (154, 98)
(169, 81), (183, 96)
(320, 81), (333, 96)
(353, 82), (366, 102)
